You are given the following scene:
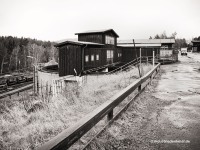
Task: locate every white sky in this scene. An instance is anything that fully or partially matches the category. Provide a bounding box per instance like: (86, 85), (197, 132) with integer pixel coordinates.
(0, 0), (200, 41)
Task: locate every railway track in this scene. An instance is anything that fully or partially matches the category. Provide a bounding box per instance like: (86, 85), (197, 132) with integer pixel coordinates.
(0, 81), (33, 94)
(0, 81), (33, 99)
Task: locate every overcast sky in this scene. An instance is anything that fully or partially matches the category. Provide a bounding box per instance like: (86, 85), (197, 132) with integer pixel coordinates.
(0, 0), (200, 41)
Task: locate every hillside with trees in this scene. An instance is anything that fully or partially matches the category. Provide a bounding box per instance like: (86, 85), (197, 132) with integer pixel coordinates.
(193, 36), (200, 40)
(150, 31), (188, 49)
(0, 36), (58, 74)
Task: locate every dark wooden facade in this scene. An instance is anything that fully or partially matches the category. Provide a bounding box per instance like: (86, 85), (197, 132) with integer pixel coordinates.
(75, 29), (119, 46)
(59, 44), (82, 76)
(56, 29), (120, 76)
(84, 47), (122, 70)
(78, 34), (103, 44)
(192, 40), (200, 52)
(121, 47), (160, 63)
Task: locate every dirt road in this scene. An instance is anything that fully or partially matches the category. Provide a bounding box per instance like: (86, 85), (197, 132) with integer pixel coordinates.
(87, 53), (200, 150)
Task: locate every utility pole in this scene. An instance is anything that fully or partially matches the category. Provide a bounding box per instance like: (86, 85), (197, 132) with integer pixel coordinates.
(133, 39), (141, 78)
(27, 56), (37, 95)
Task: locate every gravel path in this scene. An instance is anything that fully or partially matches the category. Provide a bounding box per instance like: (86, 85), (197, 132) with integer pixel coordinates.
(86, 53), (200, 150)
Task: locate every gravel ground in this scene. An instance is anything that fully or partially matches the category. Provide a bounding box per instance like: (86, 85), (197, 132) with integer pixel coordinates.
(86, 53), (200, 150)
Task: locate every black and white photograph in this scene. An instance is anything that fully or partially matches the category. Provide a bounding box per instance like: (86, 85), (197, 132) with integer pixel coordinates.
(0, 0), (200, 149)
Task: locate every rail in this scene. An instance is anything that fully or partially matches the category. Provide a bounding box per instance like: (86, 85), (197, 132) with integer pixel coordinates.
(106, 56), (159, 75)
(83, 65), (108, 74)
(106, 57), (139, 75)
(0, 84), (33, 99)
(38, 63), (160, 150)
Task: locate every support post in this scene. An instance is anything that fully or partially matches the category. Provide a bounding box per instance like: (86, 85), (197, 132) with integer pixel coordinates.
(33, 65), (36, 94)
(138, 84), (141, 92)
(140, 48), (141, 74)
(153, 51), (155, 67)
(150, 76), (152, 85)
(107, 110), (113, 121)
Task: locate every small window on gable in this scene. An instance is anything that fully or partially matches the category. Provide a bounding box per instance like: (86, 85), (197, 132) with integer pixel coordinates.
(105, 35), (115, 45)
(91, 55), (94, 61)
(85, 55), (89, 62)
(96, 54), (99, 60)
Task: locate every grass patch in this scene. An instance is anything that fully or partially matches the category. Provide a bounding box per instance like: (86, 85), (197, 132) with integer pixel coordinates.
(0, 63), (152, 149)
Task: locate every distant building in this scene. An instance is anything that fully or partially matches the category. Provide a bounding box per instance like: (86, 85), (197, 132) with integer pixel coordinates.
(191, 40), (200, 52)
(118, 38), (175, 62)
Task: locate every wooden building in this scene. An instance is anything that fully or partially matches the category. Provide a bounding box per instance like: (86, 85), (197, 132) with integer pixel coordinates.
(118, 42), (161, 63)
(134, 39), (175, 58)
(191, 40), (200, 52)
(118, 39), (175, 62)
(55, 29), (121, 77)
(55, 29), (176, 77)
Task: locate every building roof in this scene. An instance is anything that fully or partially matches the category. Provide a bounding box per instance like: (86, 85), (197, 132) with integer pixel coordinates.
(118, 39), (175, 44)
(44, 59), (58, 67)
(118, 43), (161, 47)
(191, 40), (200, 43)
(54, 40), (104, 47)
(55, 38), (78, 43)
(75, 29), (119, 37)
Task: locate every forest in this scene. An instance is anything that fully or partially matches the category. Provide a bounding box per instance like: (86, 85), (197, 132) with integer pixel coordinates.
(0, 36), (58, 74)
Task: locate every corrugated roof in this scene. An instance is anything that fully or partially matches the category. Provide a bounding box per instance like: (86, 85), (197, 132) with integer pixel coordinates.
(118, 39), (175, 44)
(135, 39), (175, 44)
(118, 39), (133, 44)
(54, 40), (104, 47)
(118, 43), (161, 47)
(75, 29), (119, 37)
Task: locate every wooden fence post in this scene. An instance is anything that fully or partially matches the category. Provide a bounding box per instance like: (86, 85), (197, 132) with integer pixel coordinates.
(107, 110), (113, 121)
(138, 84), (141, 92)
(153, 51), (155, 67)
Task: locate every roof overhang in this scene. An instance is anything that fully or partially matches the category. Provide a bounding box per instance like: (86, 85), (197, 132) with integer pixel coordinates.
(75, 29), (119, 37)
(54, 40), (104, 47)
(118, 43), (161, 48)
(118, 39), (175, 44)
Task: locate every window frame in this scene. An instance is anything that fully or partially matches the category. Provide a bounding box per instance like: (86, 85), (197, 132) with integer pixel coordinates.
(107, 50), (114, 64)
(105, 35), (115, 45)
(96, 54), (99, 60)
(85, 55), (89, 62)
(91, 54), (94, 61)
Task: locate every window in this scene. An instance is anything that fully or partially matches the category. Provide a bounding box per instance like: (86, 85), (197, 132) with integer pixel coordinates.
(107, 50), (114, 64)
(85, 55), (89, 62)
(118, 53), (122, 57)
(91, 55), (94, 61)
(105, 35), (115, 45)
(96, 54), (99, 60)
